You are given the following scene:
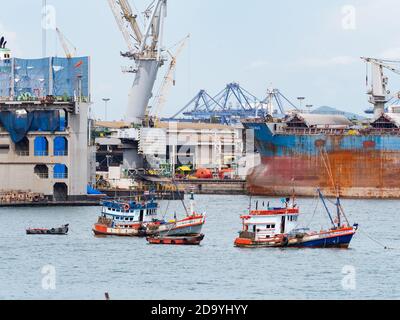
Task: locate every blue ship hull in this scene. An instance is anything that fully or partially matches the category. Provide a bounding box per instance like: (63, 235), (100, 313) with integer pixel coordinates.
(289, 234), (354, 248)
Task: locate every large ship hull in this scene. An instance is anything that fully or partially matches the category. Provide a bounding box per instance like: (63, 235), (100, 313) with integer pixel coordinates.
(244, 121), (400, 198)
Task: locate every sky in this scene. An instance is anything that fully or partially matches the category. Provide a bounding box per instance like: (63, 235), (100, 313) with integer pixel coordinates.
(1, 0), (400, 120)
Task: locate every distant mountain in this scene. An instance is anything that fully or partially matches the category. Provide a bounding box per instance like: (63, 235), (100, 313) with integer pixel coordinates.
(311, 106), (365, 121)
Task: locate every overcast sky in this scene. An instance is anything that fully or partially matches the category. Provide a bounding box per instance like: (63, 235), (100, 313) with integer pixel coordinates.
(1, 0), (400, 120)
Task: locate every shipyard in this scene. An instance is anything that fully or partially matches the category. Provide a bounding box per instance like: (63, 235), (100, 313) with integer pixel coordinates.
(1, 0), (400, 306)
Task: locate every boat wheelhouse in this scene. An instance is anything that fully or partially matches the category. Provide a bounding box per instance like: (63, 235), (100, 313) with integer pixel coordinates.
(241, 206), (300, 240)
(92, 199), (159, 237)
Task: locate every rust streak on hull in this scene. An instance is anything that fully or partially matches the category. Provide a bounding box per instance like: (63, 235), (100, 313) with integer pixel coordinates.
(247, 150), (400, 198)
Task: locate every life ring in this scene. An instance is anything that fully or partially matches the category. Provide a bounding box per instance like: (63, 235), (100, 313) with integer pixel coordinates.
(123, 203), (130, 212)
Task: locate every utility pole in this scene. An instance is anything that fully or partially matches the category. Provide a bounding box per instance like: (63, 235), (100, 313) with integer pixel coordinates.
(102, 98), (111, 121)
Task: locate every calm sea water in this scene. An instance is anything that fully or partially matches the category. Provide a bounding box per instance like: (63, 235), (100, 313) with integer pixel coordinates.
(0, 195), (399, 300)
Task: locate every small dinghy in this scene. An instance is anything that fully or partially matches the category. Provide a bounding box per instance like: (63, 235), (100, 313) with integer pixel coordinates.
(26, 224), (69, 235)
(147, 234), (205, 245)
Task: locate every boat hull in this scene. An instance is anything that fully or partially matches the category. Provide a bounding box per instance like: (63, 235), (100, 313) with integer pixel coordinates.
(147, 215), (205, 237)
(243, 121), (400, 198)
(157, 223), (203, 237)
(147, 234), (205, 245)
(235, 229), (356, 249)
(288, 233), (355, 249)
(92, 223), (147, 237)
(26, 225), (69, 235)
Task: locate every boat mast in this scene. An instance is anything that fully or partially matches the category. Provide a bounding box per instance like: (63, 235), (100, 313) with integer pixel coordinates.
(336, 196), (341, 228)
(318, 189), (336, 228)
(189, 191), (195, 215)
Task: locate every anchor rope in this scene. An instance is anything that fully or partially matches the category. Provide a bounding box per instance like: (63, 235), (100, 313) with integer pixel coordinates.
(358, 229), (395, 250)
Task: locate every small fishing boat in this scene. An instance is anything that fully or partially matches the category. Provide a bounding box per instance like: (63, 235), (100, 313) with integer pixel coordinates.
(26, 224), (69, 235)
(146, 192), (206, 237)
(234, 190), (358, 249)
(92, 198), (160, 237)
(147, 234), (205, 246)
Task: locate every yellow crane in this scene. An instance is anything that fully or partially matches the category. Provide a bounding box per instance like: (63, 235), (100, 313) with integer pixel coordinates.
(152, 35), (190, 120)
(56, 27), (76, 59)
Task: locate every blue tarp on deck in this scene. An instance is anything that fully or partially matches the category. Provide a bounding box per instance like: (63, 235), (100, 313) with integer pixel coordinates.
(0, 56), (90, 100)
(87, 185), (102, 195)
(0, 110), (61, 143)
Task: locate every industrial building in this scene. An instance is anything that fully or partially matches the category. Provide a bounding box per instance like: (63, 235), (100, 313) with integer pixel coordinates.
(93, 121), (252, 179)
(0, 42), (93, 202)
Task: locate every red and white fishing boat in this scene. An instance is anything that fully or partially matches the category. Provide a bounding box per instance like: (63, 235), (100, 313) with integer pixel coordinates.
(234, 190), (358, 249)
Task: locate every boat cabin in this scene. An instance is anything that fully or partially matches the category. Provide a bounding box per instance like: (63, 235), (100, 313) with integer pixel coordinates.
(241, 206), (299, 241)
(101, 200), (158, 224)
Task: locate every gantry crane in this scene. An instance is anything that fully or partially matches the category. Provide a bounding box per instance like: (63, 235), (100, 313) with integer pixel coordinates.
(151, 35), (190, 119)
(362, 57), (400, 117)
(107, 0), (168, 124)
(56, 27), (76, 59)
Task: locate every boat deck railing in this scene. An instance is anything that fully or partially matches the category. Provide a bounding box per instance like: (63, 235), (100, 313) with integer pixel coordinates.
(277, 127), (400, 136)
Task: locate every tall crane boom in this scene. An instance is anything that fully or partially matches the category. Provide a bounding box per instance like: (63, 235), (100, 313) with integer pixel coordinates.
(362, 57), (400, 117)
(56, 27), (76, 59)
(107, 0), (136, 54)
(118, 0), (143, 44)
(152, 35), (190, 118)
(108, 0), (168, 124)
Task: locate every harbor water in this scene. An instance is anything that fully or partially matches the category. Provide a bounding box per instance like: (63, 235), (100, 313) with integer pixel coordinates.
(0, 195), (399, 300)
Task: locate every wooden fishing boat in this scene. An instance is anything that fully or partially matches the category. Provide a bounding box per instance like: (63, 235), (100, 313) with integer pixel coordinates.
(147, 234), (205, 245)
(26, 224), (69, 235)
(146, 192), (206, 237)
(234, 190), (358, 249)
(92, 198), (160, 237)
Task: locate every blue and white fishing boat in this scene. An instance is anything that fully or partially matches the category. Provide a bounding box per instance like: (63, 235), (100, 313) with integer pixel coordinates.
(92, 198), (160, 237)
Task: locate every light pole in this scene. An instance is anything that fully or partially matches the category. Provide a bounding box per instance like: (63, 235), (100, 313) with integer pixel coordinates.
(102, 98), (110, 121)
(297, 97), (305, 110)
(306, 105), (313, 114)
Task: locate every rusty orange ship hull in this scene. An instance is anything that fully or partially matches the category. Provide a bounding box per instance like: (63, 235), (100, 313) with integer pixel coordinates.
(244, 121), (400, 198)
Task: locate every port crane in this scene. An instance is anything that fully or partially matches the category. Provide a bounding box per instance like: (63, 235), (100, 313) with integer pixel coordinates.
(56, 27), (76, 59)
(151, 35), (190, 119)
(169, 83), (298, 125)
(107, 0), (168, 124)
(362, 57), (400, 117)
